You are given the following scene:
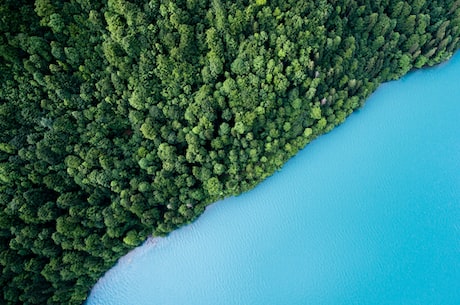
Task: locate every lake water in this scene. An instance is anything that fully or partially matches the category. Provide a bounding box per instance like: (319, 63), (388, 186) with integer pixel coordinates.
(86, 53), (460, 305)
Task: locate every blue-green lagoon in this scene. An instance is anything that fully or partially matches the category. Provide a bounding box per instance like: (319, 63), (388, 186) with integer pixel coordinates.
(86, 53), (460, 305)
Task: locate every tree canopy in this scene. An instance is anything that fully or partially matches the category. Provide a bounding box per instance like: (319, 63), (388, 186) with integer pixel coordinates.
(1, 0), (460, 303)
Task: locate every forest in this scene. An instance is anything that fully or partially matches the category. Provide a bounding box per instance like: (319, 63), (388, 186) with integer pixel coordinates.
(1, 0), (460, 304)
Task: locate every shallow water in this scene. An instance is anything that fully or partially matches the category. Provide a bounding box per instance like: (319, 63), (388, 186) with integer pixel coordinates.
(86, 53), (460, 305)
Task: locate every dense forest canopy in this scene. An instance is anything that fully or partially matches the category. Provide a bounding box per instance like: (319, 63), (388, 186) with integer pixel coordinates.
(1, 0), (460, 303)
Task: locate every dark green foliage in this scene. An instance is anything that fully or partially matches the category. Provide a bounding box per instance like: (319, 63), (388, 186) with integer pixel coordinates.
(1, 0), (460, 303)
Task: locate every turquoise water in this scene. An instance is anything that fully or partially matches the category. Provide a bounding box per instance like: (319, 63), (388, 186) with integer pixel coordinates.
(86, 53), (460, 305)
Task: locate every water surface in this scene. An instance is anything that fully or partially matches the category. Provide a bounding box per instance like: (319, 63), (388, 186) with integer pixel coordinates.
(87, 53), (460, 305)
